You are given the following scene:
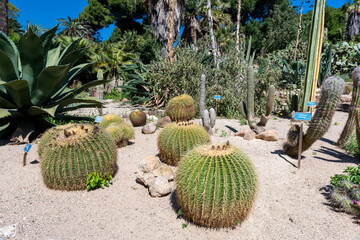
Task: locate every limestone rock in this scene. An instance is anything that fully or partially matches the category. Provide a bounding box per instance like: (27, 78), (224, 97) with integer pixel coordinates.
(244, 130), (256, 140)
(152, 164), (175, 181)
(136, 172), (155, 186)
(158, 116), (172, 128)
(148, 176), (172, 197)
(254, 126), (266, 134)
(139, 156), (161, 173)
(235, 130), (249, 137)
(0, 224), (17, 239)
(142, 122), (157, 134)
(256, 130), (278, 141)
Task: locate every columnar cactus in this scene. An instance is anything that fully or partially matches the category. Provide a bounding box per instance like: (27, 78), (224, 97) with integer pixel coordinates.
(130, 110), (147, 127)
(39, 124), (117, 190)
(176, 142), (257, 228)
(165, 94), (196, 122)
(100, 114), (124, 128)
(199, 74), (217, 134)
(337, 66), (360, 147)
(283, 76), (345, 157)
(259, 85), (275, 126)
(158, 122), (210, 166)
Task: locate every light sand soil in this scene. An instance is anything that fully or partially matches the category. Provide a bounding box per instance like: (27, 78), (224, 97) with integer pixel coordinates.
(0, 111), (359, 240)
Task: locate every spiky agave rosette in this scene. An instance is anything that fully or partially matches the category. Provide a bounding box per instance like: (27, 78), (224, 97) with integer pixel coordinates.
(165, 94), (196, 122)
(176, 142), (257, 228)
(40, 124), (117, 190)
(157, 122), (210, 166)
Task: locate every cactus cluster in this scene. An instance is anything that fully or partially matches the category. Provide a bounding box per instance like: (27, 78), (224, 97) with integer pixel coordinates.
(130, 110), (147, 127)
(240, 66), (275, 129)
(100, 114), (134, 147)
(165, 94), (196, 122)
(100, 114), (124, 128)
(158, 122), (210, 166)
(331, 181), (360, 216)
(39, 124), (117, 190)
(199, 74), (217, 134)
(283, 76), (345, 157)
(176, 142), (257, 228)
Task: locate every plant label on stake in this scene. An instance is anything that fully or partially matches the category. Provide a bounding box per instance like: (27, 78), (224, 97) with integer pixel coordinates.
(293, 112), (312, 169)
(95, 116), (103, 123)
(307, 101), (316, 118)
(214, 95), (221, 112)
(23, 143), (32, 167)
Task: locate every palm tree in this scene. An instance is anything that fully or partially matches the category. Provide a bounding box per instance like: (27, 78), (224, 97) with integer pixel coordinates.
(348, 1), (360, 40)
(57, 17), (93, 39)
(207, 0), (218, 66)
(235, 0), (241, 52)
(0, 0), (8, 34)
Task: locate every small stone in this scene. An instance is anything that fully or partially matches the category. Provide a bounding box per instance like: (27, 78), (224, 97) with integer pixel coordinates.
(340, 95), (352, 103)
(121, 98), (129, 104)
(148, 176), (172, 197)
(139, 156), (161, 173)
(142, 122), (157, 134)
(256, 130), (278, 141)
(235, 130), (249, 137)
(158, 116), (172, 128)
(0, 224), (17, 238)
(153, 164), (175, 181)
(244, 130), (256, 140)
(136, 172), (155, 187)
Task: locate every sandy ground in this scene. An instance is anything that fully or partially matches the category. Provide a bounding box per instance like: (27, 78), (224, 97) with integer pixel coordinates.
(0, 111), (359, 240)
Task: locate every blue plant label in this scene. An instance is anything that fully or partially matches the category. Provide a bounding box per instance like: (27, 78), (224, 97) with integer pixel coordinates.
(294, 112), (312, 121)
(214, 95), (221, 100)
(307, 101), (316, 106)
(24, 143), (32, 153)
(95, 116), (103, 123)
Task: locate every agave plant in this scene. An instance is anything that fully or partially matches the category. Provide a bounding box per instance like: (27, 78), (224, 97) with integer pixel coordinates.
(0, 24), (106, 139)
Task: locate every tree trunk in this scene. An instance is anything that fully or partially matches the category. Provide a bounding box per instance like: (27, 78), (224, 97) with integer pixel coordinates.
(348, 5), (360, 40)
(191, 16), (197, 46)
(207, 0), (218, 67)
(166, 0), (176, 63)
(235, 0), (241, 52)
(293, 0), (303, 61)
(0, 0), (8, 35)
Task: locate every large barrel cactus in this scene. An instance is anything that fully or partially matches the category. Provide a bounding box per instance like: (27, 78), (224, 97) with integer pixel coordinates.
(39, 124), (117, 190)
(158, 122), (210, 166)
(283, 76), (345, 157)
(130, 110), (147, 127)
(165, 94), (196, 122)
(99, 114), (124, 128)
(176, 142), (257, 228)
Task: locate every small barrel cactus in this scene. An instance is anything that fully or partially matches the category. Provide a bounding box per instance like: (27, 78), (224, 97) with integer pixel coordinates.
(176, 142), (257, 228)
(100, 114), (124, 128)
(39, 124), (117, 190)
(165, 94), (196, 122)
(158, 122), (210, 166)
(283, 76), (345, 157)
(130, 110), (147, 127)
(105, 122), (134, 147)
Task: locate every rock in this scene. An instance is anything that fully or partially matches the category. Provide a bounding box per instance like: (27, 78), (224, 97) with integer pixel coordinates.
(256, 130), (278, 141)
(152, 164), (175, 181)
(142, 122), (157, 134)
(340, 95), (352, 103)
(136, 172), (155, 186)
(122, 114), (129, 118)
(0, 224), (17, 239)
(147, 115), (159, 125)
(244, 130), (256, 140)
(254, 126), (266, 134)
(139, 156), (161, 173)
(158, 116), (172, 128)
(148, 176), (172, 197)
(121, 98), (129, 104)
(235, 130), (249, 137)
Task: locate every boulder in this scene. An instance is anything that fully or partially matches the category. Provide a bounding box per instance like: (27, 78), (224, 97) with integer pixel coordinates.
(139, 156), (161, 173)
(244, 130), (256, 140)
(158, 116), (172, 128)
(235, 130), (249, 137)
(142, 122), (157, 134)
(136, 172), (155, 186)
(256, 129), (278, 141)
(148, 176), (172, 197)
(152, 164), (175, 181)
(254, 126), (266, 134)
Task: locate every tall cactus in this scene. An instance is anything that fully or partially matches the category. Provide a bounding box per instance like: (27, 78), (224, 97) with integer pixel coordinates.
(337, 66), (360, 147)
(199, 74), (217, 134)
(283, 76), (345, 157)
(176, 142), (257, 228)
(39, 124), (117, 190)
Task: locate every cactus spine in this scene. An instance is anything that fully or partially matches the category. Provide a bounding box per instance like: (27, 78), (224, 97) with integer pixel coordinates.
(337, 66), (360, 147)
(39, 124), (117, 190)
(158, 122), (210, 166)
(199, 74), (217, 134)
(130, 110), (147, 127)
(176, 142), (257, 228)
(165, 94), (196, 122)
(283, 76), (345, 157)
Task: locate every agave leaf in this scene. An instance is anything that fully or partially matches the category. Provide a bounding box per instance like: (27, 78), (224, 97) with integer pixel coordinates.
(1, 80), (32, 108)
(40, 24), (59, 58)
(59, 38), (81, 62)
(0, 90), (17, 109)
(0, 50), (18, 82)
(0, 31), (19, 72)
(53, 114), (94, 122)
(46, 45), (61, 67)
(59, 48), (85, 66)
(18, 28), (44, 93)
(27, 105), (58, 117)
(0, 121), (16, 138)
(57, 103), (102, 113)
(31, 65), (71, 106)
(57, 97), (102, 108)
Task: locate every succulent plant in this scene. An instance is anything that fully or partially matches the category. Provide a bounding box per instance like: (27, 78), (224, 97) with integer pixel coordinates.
(343, 84), (353, 95)
(99, 114), (124, 129)
(199, 74), (217, 134)
(116, 122), (135, 147)
(283, 76), (345, 157)
(0, 24), (105, 138)
(286, 124), (302, 147)
(130, 110), (147, 127)
(331, 181), (360, 216)
(158, 122), (210, 166)
(106, 124), (124, 147)
(338, 67), (360, 147)
(39, 124), (117, 190)
(176, 142), (257, 228)
(165, 94), (196, 122)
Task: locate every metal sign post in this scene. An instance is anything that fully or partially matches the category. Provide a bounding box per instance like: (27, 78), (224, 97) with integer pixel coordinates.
(293, 112), (312, 169)
(23, 143), (32, 166)
(214, 95), (221, 113)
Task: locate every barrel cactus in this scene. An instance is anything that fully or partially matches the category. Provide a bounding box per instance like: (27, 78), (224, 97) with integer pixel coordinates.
(99, 114), (124, 128)
(130, 110), (147, 127)
(283, 76), (345, 157)
(165, 94), (196, 122)
(105, 122), (134, 147)
(176, 142), (257, 228)
(39, 124), (117, 190)
(158, 122), (210, 166)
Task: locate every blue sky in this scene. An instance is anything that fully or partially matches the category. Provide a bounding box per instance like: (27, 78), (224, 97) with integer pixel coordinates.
(10, 0), (348, 41)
